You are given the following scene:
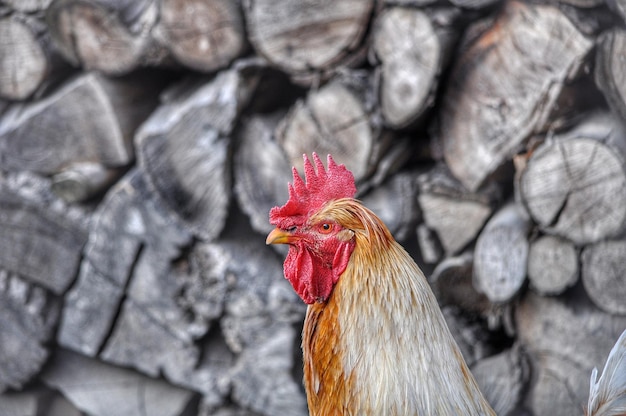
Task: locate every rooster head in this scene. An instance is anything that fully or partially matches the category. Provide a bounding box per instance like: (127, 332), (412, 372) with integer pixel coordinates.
(266, 153), (357, 304)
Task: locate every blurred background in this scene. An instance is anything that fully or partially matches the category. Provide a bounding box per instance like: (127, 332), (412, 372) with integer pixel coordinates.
(1, 0), (626, 415)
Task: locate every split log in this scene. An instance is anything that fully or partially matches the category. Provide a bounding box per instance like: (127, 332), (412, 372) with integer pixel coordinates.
(417, 164), (498, 255)
(244, 0), (374, 84)
(474, 203), (530, 303)
(0, 272), (60, 392)
(58, 170), (191, 357)
(155, 0), (246, 72)
(581, 239), (626, 315)
(361, 170), (418, 241)
(431, 253), (492, 317)
(595, 29), (626, 120)
(276, 80), (375, 182)
(41, 349), (195, 416)
(471, 346), (529, 416)
(0, 71), (163, 175)
(518, 112), (626, 244)
(234, 112), (292, 235)
(372, 7), (456, 128)
(0, 186), (87, 294)
(527, 234), (578, 296)
(448, 0), (501, 9)
(516, 290), (626, 416)
(441, 306), (494, 367)
(47, 0), (160, 74)
(230, 326), (307, 416)
(0, 16), (49, 100)
(439, 1), (593, 190)
(136, 67), (260, 240)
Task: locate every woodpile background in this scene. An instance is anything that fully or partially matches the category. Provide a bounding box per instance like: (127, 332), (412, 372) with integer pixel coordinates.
(1, 0), (626, 415)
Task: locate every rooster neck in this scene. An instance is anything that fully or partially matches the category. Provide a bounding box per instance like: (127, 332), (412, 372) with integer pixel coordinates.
(302, 219), (495, 415)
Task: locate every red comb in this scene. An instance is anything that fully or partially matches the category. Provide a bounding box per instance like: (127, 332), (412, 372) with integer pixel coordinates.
(269, 153), (356, 228)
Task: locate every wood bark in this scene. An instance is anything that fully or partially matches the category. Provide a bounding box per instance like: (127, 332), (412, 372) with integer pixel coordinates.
(440, 1), (593, 190)
(245, 0), (374, 84)
(581, 239), (626, 315)
(518, 112), (626, 244)
(527, 234), (579, 296)
(474, 203), (530, 303)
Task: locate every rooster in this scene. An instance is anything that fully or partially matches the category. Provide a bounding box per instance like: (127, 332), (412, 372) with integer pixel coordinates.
(266, 153), (626, 416)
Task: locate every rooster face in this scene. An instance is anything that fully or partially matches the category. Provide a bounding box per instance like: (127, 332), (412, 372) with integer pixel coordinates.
(266, 153), (358, 304)
(267, 214), (356, 304)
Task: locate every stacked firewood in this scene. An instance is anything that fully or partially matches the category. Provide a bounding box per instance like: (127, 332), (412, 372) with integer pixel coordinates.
(1, 0), (626, 415)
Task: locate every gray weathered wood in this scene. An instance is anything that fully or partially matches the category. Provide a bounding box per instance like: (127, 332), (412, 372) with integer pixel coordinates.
(41, 348), (195, 416)
(136, 67), (259, 240)
(0, 182), (87, 294)
(276, 80), (375, 182)
(474, 203), (530, 303)
(581, 239), (626, 315)
(519, 112), (626, 245)
(516, 290), (626, 416)
(155, 0), (246, 72)
(234, 112), (292, 235)
(439, 1), (593, 190)
(47, 0), (160, 74)
(0, 71), (162, 175)
(527, 234), (578, 296)
(372, 7), (455, 128)
(51, 162), (121, 203)
(0, 272), (60, 392)
(417, 164), (497, 255)
(245, 0), (374, 83)
(472, 346), (529, 416)
(595, 29), (626, 120)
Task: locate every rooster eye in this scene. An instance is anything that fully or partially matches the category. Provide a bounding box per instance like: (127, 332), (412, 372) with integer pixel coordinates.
(319, 223), (333, 234)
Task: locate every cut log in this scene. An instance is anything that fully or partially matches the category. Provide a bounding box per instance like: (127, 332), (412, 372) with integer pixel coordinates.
(474, 203), (530, 303)
(471, 346), (529, 416)
(527, 234), (578, 296)
(0, 186), (87, 294)
(0, 272), (60, 392)
(516, 290), (626, 416)
(47, 0), (160, 74)
(361, 170), (418, 241)
(58, 170), (191, 357)
(372, 7), (455, 127)
(581, 239), (626, 315)
(136, 68), (259, 240)
(230, 326), (307, 416)
(439, 1), (593, 190)
(244, 0), (373, 83)
(417, 164), (498, 255)
(41, 348), (195, 416)
(2, 0), (53, 12)
(431, 253), (492, 317)
(0, 16), (48, 100)
(518, 112), (626, 244)
(0, 71), (163, 175)
(441, 306), (494, 367)
(233, 112), (292, 235)
(155, 0), (246, 72)
(595, 29), (626, 120)
(276, 80), (375, 182)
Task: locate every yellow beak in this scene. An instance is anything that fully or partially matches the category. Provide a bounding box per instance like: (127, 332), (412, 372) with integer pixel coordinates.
(266, 227), (297, 245)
